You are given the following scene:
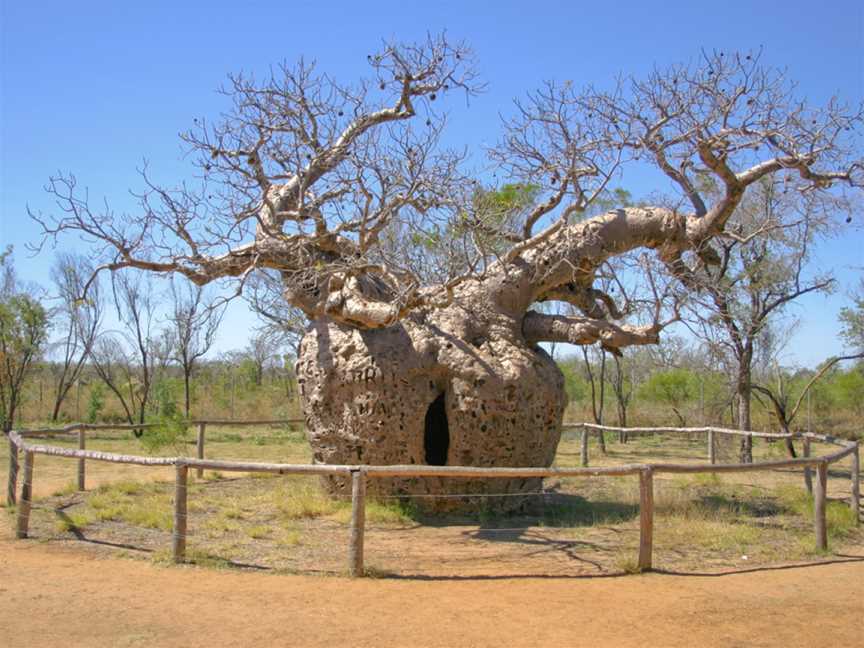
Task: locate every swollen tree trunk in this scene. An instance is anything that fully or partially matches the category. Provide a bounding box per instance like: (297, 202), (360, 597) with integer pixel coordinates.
(298, 294), (567, 507)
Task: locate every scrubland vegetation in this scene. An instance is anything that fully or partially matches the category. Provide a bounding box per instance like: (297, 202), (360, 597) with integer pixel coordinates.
(4, 428), (860, 577)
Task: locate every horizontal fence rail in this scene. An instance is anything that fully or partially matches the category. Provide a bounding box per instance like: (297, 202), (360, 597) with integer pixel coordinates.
(5, 420), (861, 576)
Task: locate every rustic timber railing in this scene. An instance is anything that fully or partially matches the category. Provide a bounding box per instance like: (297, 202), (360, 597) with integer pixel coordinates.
(5, 421), (861, 577)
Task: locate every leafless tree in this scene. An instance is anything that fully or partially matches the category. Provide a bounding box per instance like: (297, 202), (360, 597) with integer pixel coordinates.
(31, 37), (863, 499)
(608, 354), (634, 437)
(753, 353), (864, 456)
(166, 280), (225, 417)
(246, 329), (285, 387)
(839, 278), (864, 352)
(244, 269), (307, 355)
(149, 328), (176, 380)
(581, 345), (608, 452)
(90, 273), (160, 428)
(47, 253), (103, 421)
(685, 179), (835, 460)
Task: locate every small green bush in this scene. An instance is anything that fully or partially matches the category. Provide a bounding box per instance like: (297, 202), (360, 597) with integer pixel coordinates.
(139, 381), (188, 454)
(86, 383), (106, 423)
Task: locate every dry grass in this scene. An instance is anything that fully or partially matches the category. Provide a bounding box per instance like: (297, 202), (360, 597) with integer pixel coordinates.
(6, 424), (862, 577)
(53, 480), (178, 532)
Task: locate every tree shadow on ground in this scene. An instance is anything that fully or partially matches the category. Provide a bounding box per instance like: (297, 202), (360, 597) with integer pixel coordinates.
(408, 483), (797, 534)
(52, 506), (155, 554)
(652, 554), (864, 578)
(682, 493), (791, 518)
(382, 554), (864, 581)
(407, 493), (640, 530)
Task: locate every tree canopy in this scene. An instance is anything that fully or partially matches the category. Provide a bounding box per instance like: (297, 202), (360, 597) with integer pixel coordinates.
(30, 35), (863, 353)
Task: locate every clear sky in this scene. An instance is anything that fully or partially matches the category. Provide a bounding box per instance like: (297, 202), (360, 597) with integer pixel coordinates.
(1, 0), (862, 365)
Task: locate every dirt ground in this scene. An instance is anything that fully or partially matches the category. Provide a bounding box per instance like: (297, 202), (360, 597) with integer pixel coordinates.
(1, 529), (863, 648)
(18, 470), (862, 578)
(3, 431), (863, 646)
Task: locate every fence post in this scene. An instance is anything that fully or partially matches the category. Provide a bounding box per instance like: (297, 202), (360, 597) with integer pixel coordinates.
(349, 468), (366, 577)
(708, 430), (716, 465)
(16, 451), (34, 539)
(7, 435), (18, 506)
(580, 425), (589, 467)
(173, 462), (188, 563)
(803, 437), (813, 494)
(196, 423), (206, 479)
(813, 461), (828, 551)
(638, 467), (654, 572)
(77, 426), (86, 491)
(851, 446), (860, 527)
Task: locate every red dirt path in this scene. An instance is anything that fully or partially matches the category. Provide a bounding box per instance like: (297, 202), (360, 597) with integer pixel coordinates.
(1, 533), (862, 647)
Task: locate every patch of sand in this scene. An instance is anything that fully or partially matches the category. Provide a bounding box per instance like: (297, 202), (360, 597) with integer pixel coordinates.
(1, 533), (862, 648)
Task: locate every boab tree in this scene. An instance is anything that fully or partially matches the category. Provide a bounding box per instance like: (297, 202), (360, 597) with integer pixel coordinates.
(31, 37), (862, 502)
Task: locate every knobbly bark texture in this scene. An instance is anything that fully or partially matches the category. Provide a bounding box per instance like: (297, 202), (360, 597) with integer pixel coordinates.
(299, 293), (565, 504)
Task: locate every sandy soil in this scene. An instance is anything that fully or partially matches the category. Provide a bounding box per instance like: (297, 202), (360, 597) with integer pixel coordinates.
(1, 531), (863, 648)
(3, 432), (862, 646)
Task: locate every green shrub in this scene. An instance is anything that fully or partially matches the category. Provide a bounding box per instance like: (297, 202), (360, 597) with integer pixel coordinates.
(86, 383), (106, 423)
(139, 381), (188, 454)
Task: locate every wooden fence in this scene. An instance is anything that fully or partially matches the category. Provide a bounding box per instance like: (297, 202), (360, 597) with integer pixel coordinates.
(6, 421), (861, 577)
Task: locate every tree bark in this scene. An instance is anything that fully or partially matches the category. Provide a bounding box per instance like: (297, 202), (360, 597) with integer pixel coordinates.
(737, 376), (753, 463)
(183, 370), (192, 419)
(298, 292), (566, 509)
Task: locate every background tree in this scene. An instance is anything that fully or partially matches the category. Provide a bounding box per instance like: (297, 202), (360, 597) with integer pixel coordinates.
(0, 247), (50, 432)
(580, 345), (608, 452)
(30, 38), (864, 498)
(245, 269), (307, 356)
(90, 273), (160, 428)
(47, 253), (103, 421)
(638, 368), (698, 426)
(839, 278), (864, 352)
(753, 352), (864, 456)
(685, 180), (835, 460)
(608, 354), (634, 435)
(149, 328), (177, 384)
(245, 329), (285, 387)
(167, 280), (224, 417)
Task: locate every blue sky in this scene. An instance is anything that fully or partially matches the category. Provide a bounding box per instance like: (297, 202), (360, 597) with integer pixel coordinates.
(1, 0), (862, 365)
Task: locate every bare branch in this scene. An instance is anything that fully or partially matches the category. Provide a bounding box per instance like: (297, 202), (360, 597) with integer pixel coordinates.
(522, 310), (673, 353)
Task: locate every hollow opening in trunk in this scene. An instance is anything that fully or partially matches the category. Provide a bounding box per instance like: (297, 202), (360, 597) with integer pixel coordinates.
(424, 392), (449, 466)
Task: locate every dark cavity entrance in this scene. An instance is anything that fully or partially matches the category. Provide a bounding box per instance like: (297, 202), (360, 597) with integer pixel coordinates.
(424, 392), (449, 466)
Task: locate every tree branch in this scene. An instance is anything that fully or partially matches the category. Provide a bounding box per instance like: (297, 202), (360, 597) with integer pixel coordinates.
(522, 310), (665, 353)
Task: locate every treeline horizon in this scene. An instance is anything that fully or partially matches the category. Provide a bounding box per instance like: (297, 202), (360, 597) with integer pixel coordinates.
(10, 346), (862, 441)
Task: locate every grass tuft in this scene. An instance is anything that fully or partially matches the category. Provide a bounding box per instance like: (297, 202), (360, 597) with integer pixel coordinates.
(277, 527), (303, 547)
(64, 479), (174, 530)
(614, 555), (643, 574)
(51, 482), (79, 497)
(55, 510), (92, 533)
(276, 481), (348, 520)
(246, 525), (270, 539)
(776, 485), (858, 538)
